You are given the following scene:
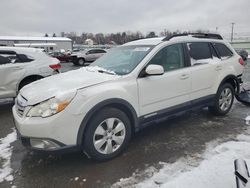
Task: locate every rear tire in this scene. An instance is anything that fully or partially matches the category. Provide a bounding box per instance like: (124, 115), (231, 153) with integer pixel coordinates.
(209, 83), (234, 116)
(77, 58), (85, 66)
(83, 108), (132, 161)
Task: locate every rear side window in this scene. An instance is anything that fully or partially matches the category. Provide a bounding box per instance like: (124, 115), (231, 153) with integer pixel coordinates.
(0, 51), (34, 63)
(96, 49), (106, 53)
(188, 42), (212, 60)
(213, 43), (233, 59)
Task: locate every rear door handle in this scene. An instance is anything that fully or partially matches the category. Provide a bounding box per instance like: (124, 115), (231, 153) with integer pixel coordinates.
(180, 74), (189, 80)
(215, 65), (222, 71)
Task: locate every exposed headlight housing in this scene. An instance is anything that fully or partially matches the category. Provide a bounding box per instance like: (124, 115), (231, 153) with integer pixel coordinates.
(27, 90), (76, 118)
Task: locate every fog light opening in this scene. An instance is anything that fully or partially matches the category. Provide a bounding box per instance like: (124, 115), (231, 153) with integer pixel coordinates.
(30, 139), (60, 150)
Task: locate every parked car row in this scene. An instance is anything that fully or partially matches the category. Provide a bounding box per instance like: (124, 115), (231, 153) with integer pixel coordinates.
(48, 48), (107, 67)
(0, 47), (61, 99)
(12, 33), (244, 161)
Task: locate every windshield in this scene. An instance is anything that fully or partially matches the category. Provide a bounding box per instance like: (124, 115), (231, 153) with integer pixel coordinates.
(91, 45), (154, 75)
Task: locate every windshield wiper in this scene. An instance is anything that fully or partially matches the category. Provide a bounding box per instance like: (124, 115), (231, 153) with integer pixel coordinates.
(97, 70), (115, 75)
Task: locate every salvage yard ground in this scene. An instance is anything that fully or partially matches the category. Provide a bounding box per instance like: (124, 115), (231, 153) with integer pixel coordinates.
(0, 61), (250, 188)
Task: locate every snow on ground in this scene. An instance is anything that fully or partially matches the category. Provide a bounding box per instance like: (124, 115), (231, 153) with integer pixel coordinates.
(0, 129), (17, 183)
(112, 117), (250, 188)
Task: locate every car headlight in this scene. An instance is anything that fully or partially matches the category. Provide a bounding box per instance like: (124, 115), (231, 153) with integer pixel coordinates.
(27, 90), (76, 118)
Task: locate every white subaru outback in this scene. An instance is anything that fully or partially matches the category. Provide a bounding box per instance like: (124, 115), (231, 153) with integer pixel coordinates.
(0, 47), (61, 99)
(13, 33), (244, 161)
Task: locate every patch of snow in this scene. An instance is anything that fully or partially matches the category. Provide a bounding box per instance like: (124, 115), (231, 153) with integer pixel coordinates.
(245, 116), (250, 125)
(85, 66), (117, 75)
(74, 177), (79, 181)
(0, 130), (17, 183)
(113, 132), (250, 188)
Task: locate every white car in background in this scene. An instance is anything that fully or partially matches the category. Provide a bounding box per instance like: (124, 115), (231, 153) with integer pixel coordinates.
(0, 47), (61, 99)
(70, 48), (107, 66)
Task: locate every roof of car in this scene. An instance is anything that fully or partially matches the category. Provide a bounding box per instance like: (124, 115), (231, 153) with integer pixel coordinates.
(0, 46), (45, 54)
(123, 33), (225, 46)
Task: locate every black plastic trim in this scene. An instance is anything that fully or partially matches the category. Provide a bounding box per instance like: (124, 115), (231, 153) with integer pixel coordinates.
(76, 98), (139, 146)
(139, 95), (215, 127)
(163, 33), (223, 41)
(220, 75), (240, 94)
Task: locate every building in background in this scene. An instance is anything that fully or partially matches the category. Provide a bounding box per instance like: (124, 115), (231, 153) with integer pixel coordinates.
(0, 36), (72, 52)
(231, 40), (250, 54)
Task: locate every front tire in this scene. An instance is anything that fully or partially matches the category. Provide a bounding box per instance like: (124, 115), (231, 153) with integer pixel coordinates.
(209, 83), (234, 116)
(83, 108), (132, 161)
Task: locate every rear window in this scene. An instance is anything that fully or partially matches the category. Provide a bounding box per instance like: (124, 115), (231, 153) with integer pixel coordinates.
(213, 43), (233, 59)
(188, 42), (212, 60)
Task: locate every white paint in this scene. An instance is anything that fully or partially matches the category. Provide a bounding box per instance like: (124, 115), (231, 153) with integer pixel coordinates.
(0, 130), (17, 183)
(245, 116), (250, 125)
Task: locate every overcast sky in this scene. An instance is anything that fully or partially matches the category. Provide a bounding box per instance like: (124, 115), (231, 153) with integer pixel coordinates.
(1, 0), (250, 37)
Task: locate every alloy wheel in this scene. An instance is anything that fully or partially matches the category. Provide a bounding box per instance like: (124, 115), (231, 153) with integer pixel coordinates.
(93, 118), (126, 154)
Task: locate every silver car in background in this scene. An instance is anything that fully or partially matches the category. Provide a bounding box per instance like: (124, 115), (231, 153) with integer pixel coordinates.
(0, 47), (61, 99)
(70, 48), (107, 66)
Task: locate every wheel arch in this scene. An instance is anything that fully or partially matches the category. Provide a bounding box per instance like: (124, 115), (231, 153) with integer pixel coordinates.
(76, 98), (139, 146)
(17, 75), (44, 91)
(217, 74), (240, 95)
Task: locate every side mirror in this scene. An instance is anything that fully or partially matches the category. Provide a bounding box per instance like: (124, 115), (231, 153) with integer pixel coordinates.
(145, 64), (164, 76)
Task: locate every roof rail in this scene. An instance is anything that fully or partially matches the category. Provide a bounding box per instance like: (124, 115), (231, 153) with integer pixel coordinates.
(162, 33), (223, 41)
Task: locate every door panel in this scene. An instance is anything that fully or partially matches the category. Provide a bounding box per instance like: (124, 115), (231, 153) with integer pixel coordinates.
(138, 69), (191, 115)
(189, 61), (220, 100)
(186, 42), (221, 100)
(137, 43), (191, 116)
(0, 63), (25, 98)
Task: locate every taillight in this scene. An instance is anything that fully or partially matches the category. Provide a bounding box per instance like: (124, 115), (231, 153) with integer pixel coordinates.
(49, 63), (61, 70)
(239, 58), (244, 66)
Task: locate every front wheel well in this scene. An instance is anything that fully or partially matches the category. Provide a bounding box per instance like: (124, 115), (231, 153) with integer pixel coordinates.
(18, 75), (44, 91)
(77, 100), (138, 146)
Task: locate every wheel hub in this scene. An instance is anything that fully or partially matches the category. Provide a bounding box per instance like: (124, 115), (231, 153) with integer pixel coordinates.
(93, 118), (126, 154)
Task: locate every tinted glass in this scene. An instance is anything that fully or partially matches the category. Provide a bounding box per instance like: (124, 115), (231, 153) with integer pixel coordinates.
(0, 55), (11, 64)
(188, 42), (212, 60)
(95, 49), (106, 53)
(148, 44), (185, 72)
(213, 43), (233, 59)
(0, 51), (33, 63)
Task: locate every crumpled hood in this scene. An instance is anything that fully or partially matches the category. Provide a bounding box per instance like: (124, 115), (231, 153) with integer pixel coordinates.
(20, 67), (118, 105)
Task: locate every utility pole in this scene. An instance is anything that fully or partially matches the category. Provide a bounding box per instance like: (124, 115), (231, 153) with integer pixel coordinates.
(231, 22), (235, 42)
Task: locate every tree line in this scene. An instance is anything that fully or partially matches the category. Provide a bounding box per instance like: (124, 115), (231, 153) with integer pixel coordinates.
(45, 29), (209, 45)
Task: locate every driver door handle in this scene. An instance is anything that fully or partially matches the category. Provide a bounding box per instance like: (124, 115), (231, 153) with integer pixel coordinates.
(215, 65), (222, 71)
(180, 74), (189, 80)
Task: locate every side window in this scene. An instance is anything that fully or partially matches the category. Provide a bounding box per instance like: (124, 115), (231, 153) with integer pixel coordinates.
(16, 54), (34, 63)
(187, 42), (212, 65)
(0, 51), (33, 64)
(88, 50), (95, 54)
(148, 44), (185, 72)
(213, 43), (233, 59)
(97, 49), (106, 53)
(0, 55), (11, 65)
(0, 51), (18, 64)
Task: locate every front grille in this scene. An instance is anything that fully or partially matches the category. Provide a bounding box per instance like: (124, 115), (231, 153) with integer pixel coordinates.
(16, 95), (28, 117)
